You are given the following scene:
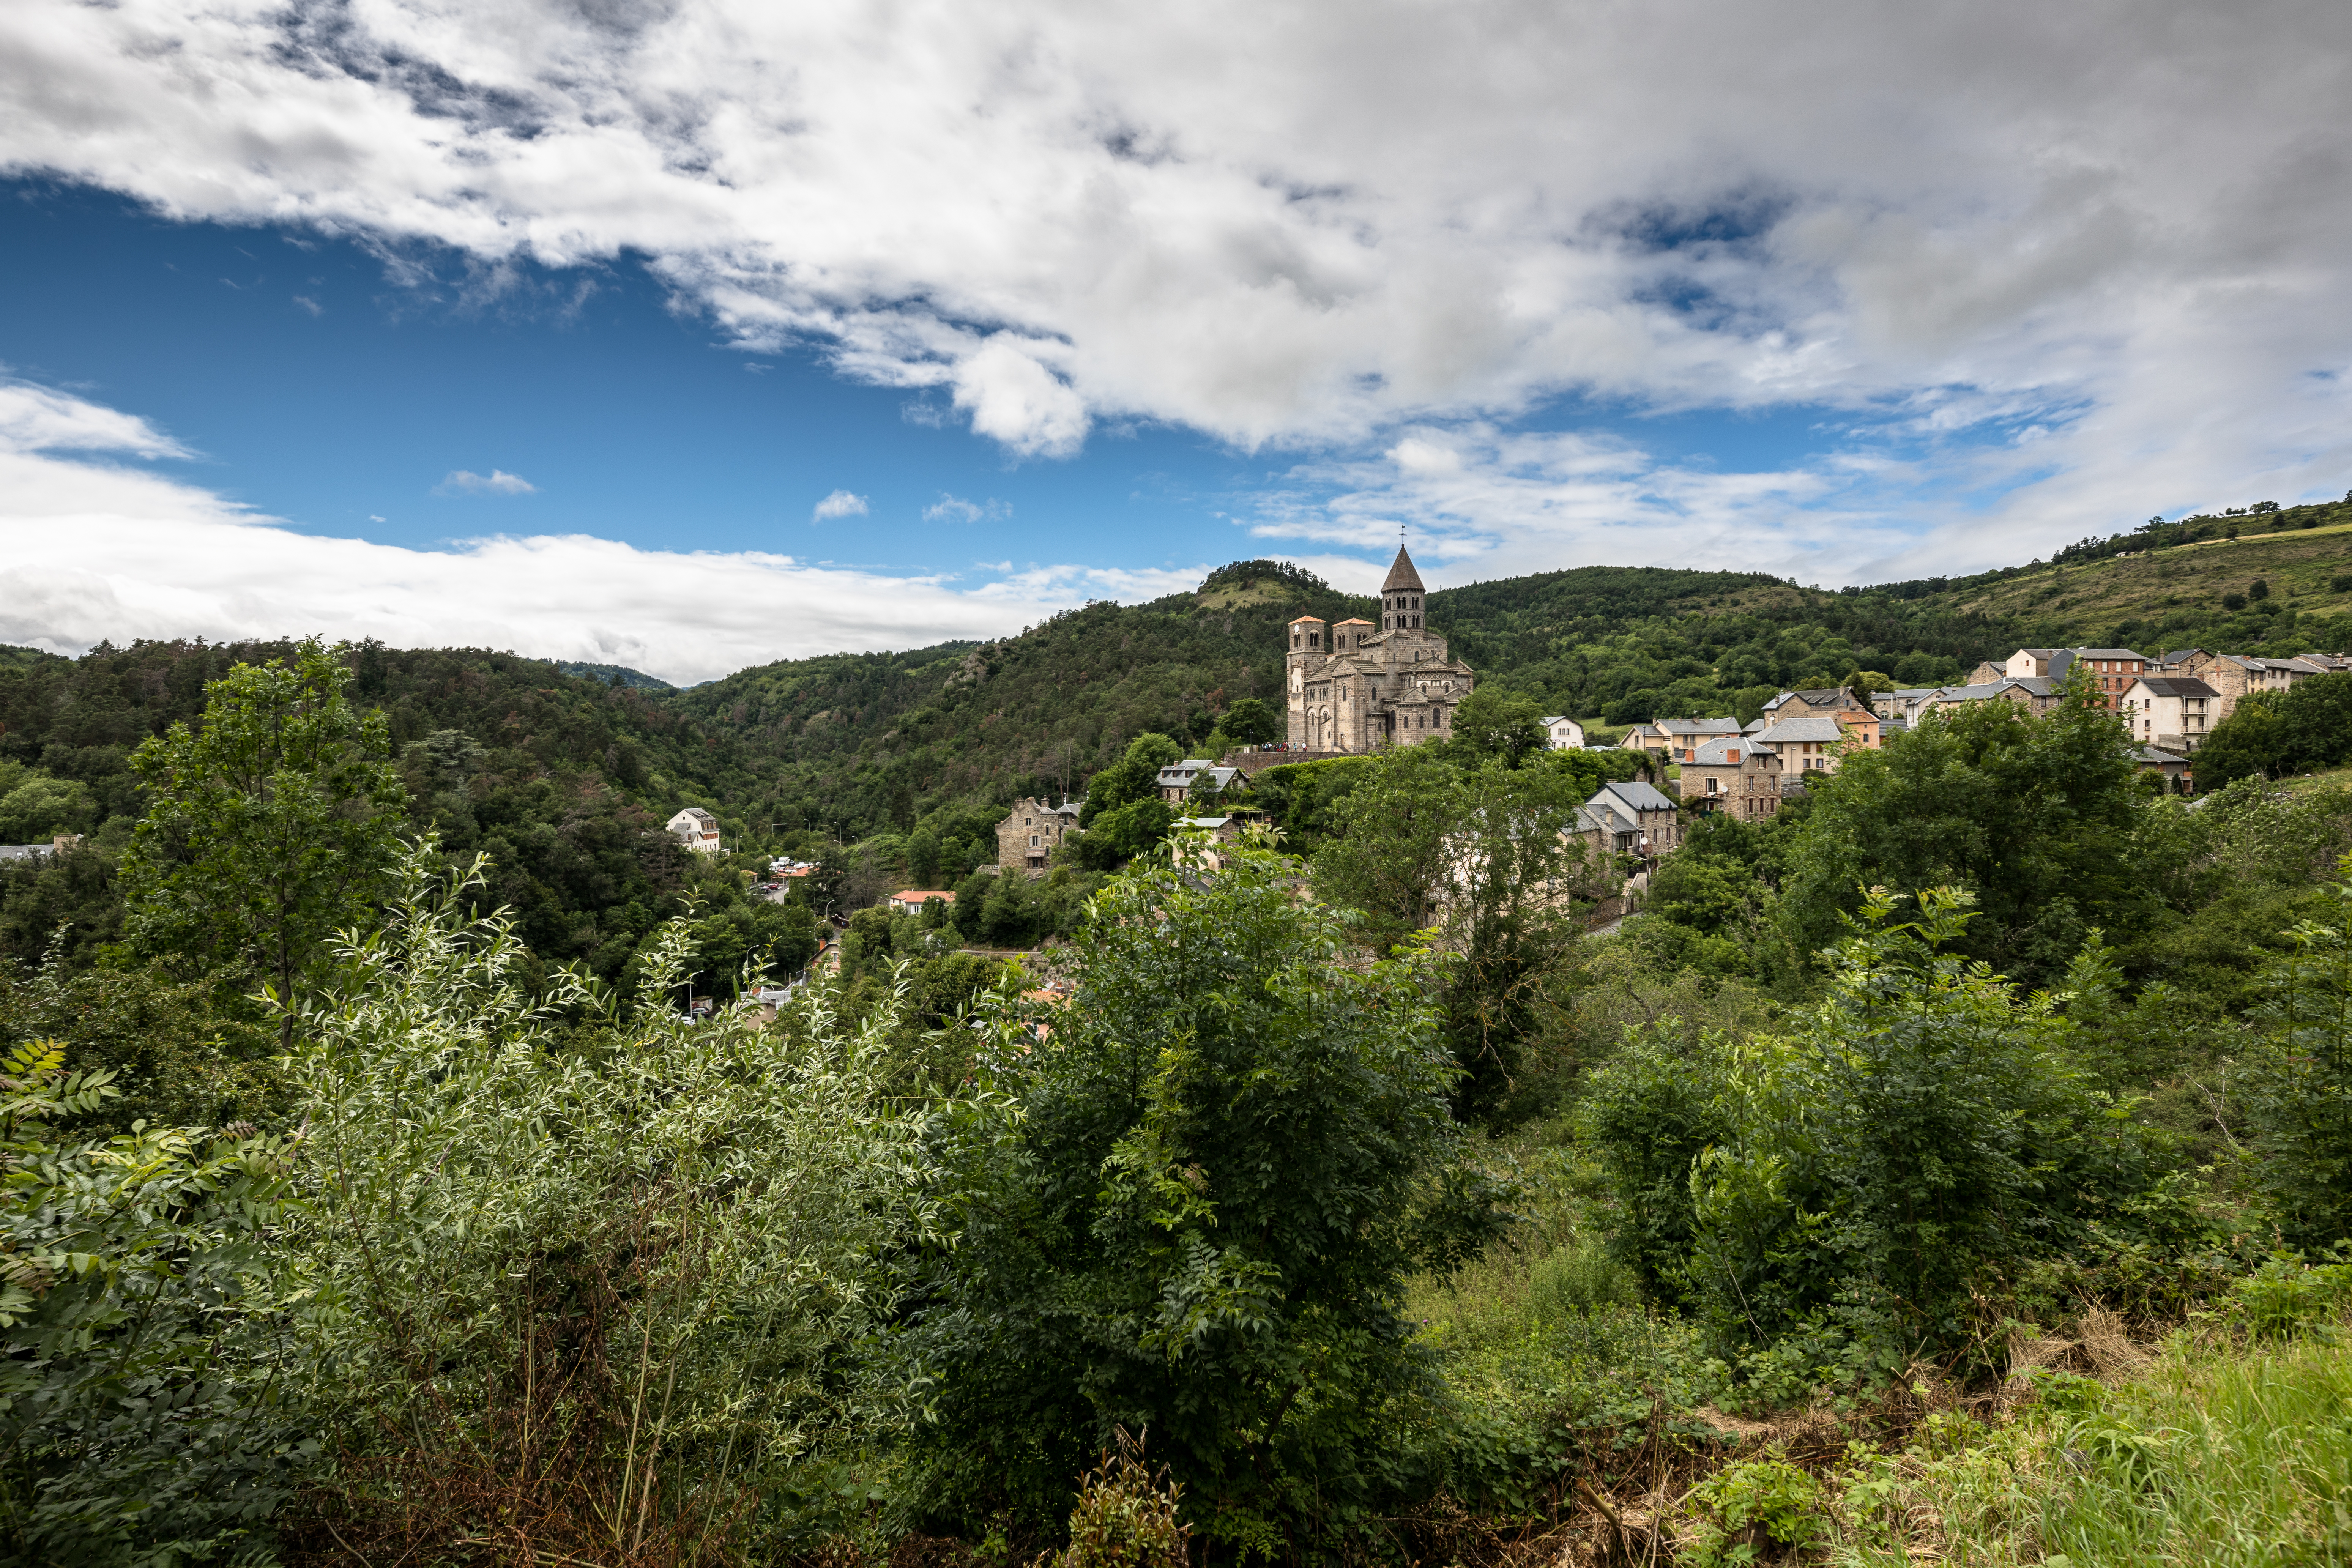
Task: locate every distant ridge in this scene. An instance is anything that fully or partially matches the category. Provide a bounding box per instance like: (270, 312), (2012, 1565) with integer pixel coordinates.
(556, 660), (675, 691)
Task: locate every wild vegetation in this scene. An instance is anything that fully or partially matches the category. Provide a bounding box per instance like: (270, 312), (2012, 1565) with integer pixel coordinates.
(11, 524), (2352, 1563)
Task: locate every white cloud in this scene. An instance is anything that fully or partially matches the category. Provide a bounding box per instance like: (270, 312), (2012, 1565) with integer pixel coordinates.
(923, 493), (1010, 525)
(811, 489), (869, 522)
(2, 1), (2349, 556)
(0, 382), (1191, 684)
(435, 468), (537, 496)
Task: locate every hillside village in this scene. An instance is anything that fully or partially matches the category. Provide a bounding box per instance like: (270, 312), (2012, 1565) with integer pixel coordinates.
(638, 545), (2352, 941)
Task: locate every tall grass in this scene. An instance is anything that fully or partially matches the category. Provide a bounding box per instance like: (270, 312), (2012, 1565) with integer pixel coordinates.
(1833, 1330), (2352, 1566)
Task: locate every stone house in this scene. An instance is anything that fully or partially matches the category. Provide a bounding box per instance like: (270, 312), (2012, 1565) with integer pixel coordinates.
(1762, 687), (1873, 721)
(1679, 736), (1783, 820)
(1659, 718), (1742, 760)
(1591, 780), (1682, 856)
(996, 796), (1082, 875)
(2122, 675), (2222, 752)
(1925, 676), (2064, 717)
(1285, 545), (1476, 751)
(666, 807), (724, 853)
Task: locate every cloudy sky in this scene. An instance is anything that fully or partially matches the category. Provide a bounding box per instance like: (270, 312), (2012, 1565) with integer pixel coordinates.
(3, 0), (2349, 683)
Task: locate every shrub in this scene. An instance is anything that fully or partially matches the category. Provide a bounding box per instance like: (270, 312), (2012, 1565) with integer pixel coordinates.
(1677, 1456), (1827, 1565)
(2243, 856), (2352, 1248)
(899, 827), (1510, 1554)
(0, 1041), (317, 1566)
(285, 845), (943, 1563)
(2224, 592), (2249, 611)
(1045, 1434), (1190, 1568)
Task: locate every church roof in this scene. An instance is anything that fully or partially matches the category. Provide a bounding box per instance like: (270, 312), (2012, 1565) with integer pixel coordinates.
(1380, 545), (1425, 593)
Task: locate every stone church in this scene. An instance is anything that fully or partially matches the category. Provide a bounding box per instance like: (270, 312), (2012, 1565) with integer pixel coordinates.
(1286, 545), (1476, 752)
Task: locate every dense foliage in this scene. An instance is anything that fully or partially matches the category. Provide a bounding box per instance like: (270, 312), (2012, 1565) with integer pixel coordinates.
(901, 830), (1508, 1556)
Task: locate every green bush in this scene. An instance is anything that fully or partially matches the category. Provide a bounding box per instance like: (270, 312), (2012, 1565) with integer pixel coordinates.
(899, 827), (1510, 1554)
(0, 1040), (317, 1566)
(2243, 858), (2352, 1248)
(1677, 1456), (1827, 1564)
(285, 845), (943, 1562)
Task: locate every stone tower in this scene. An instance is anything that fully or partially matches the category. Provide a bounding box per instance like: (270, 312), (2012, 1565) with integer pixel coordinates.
(1380, 545), (1426, 634)
(1285, 613), (1326, 749)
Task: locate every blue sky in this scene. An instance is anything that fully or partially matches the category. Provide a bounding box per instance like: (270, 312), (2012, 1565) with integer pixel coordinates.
(1, 0), (2348, 682)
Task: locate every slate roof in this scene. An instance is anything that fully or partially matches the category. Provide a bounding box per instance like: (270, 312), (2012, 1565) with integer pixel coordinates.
(1380, 545), (1426, 594)
(1594, 780), (1678, 814)
(1659, 717), (1743, 738)
(1754, 716), (1844, 744)
(1690, 737), (1773, 766)
(2131, 676), (2220, 699)
(2072, 647), (2147, 660)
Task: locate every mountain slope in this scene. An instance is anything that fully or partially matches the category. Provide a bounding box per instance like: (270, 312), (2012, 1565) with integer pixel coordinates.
(678, 507), (2352, 840)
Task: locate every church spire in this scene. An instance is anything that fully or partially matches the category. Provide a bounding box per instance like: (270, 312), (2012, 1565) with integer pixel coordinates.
(1379, 544), (1425, 594)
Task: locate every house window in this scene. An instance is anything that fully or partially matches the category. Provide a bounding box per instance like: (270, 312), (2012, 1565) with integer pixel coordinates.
(1029, 835), (1040, 847)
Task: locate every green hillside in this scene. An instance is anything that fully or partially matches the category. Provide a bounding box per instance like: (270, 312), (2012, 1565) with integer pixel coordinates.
(0, 639), (766, 974)
(674, 504), (2352, 842)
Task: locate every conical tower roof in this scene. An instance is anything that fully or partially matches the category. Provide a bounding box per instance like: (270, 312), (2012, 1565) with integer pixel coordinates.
(1380, 544), (1425, 593)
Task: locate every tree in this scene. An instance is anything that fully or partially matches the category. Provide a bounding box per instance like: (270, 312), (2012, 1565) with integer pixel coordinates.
(1218, 697), (1282, 747)
(288, 849), (941, 1562)
(1078, 734), (1182, 826)
(900, 829), (1507, 1552)
(2196, 674), (2352, 789)
(1777, 680), (2153, 985)
(1443, 686), (1548, 766)
(120, 640), (408, 1046)
(1313, 748), (1601, 1117)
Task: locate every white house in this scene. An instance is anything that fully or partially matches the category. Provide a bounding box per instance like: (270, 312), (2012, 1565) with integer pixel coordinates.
(1539, 716), (1587, 750)
(666, 807), (724, 854)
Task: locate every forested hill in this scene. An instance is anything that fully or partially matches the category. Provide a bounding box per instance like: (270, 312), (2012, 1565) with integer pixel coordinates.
(0, 639), (760, 970)
(679, 503), (2352, 838)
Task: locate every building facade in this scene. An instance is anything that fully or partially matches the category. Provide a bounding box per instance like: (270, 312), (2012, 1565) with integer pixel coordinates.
(996, 796), (1082, 875)
(1285, 545), (1476, 751)
(666, 807), (724, 853)
(1679, 738), (1783, 819)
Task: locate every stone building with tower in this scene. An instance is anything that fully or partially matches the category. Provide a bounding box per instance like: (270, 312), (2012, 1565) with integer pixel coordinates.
(1285, 545), (1476, 751)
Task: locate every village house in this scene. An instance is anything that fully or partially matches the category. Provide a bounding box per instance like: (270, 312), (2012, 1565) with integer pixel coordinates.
(1286, 545), (1477, 751)
(2132, 745), (2194, 790)
(1594, 780), (1682, 855)
(1751, 715), (1849, 776)
(1172, 814), (1248, 869)
(887, 889), (957, 913)
(1679, 736), (1783, 820)
(1540, 715), (1587, 750)
(1660, 718), (1743, 760)
(1622, 723), (1672, 760)
(2122, 675), (2222, 751)
(1926, 676), (2064, 717)
(995, 796), (1082, 875)
(665, 807), (724, 853)
(1761, 687), (1873, 721)
(1157, 759), (1241, 802)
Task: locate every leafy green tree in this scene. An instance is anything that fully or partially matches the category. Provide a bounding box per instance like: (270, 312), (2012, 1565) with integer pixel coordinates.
(1778, 681), (2152, 984)
(0, 1041), (317, 1565)
(1078, 733), (1182, 825)
(2196, 674), (2352, 790)
(1312, 749), (1600, 1118)
(120, 640), (407, 1045)
(1593, 890), (2166, 1372)
(2244, 856), (2352, 1249)
(1443, 686), (1548, 766)
(902, 830), (1507, 1552)
(1218, 697), (1282, 747)
(1073, 797), (1176, 870)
